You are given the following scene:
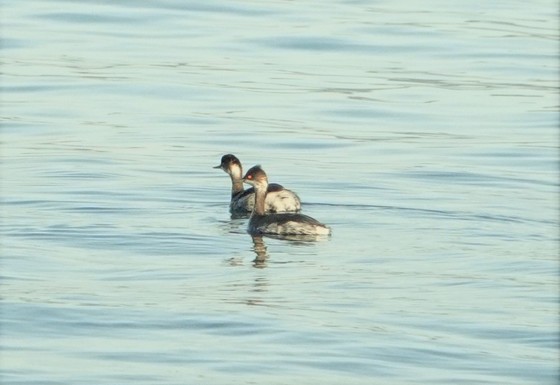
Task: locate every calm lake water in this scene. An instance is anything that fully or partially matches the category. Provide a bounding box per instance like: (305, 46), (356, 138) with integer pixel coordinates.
(1, 1), (559, 384)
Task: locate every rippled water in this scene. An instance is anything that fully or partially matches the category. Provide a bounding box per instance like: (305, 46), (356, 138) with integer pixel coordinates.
(2, 1), (559, 384)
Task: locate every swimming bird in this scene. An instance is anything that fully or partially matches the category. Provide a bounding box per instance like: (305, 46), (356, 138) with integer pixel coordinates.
(242, 165), (330, 236)
(214, 154), (301, 213)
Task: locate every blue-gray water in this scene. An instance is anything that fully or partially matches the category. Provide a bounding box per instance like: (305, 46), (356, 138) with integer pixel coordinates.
(1, 1), (559, 384)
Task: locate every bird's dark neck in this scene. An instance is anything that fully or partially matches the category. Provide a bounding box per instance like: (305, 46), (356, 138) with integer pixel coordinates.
(230, 176), (244, 197)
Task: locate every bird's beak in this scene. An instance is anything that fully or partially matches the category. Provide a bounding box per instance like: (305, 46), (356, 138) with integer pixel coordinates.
(213, 164), (222, 169)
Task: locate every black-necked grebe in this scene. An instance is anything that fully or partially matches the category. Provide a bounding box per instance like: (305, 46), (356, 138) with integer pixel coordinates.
(243, 165), (331, 236)
(214, 154), (301, 213)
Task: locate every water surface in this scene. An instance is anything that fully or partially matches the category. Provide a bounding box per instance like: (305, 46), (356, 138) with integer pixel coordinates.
(1, 1), (559, 384)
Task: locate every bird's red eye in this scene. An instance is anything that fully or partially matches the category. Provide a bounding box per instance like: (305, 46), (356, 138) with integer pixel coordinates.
(247, 175), (253, 180)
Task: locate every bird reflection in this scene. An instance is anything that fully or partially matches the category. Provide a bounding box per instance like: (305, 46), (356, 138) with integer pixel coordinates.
(250, 233), (329, 268)
(230, 211), (251, 220)
(251, 235), (268, 268)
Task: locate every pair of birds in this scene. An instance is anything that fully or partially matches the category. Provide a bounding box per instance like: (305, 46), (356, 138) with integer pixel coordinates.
(214, 154), (331, 236)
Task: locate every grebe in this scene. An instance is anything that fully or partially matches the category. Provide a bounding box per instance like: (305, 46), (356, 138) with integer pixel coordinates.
(243, 165), (331, 236)
(214, 154), (301, 213)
